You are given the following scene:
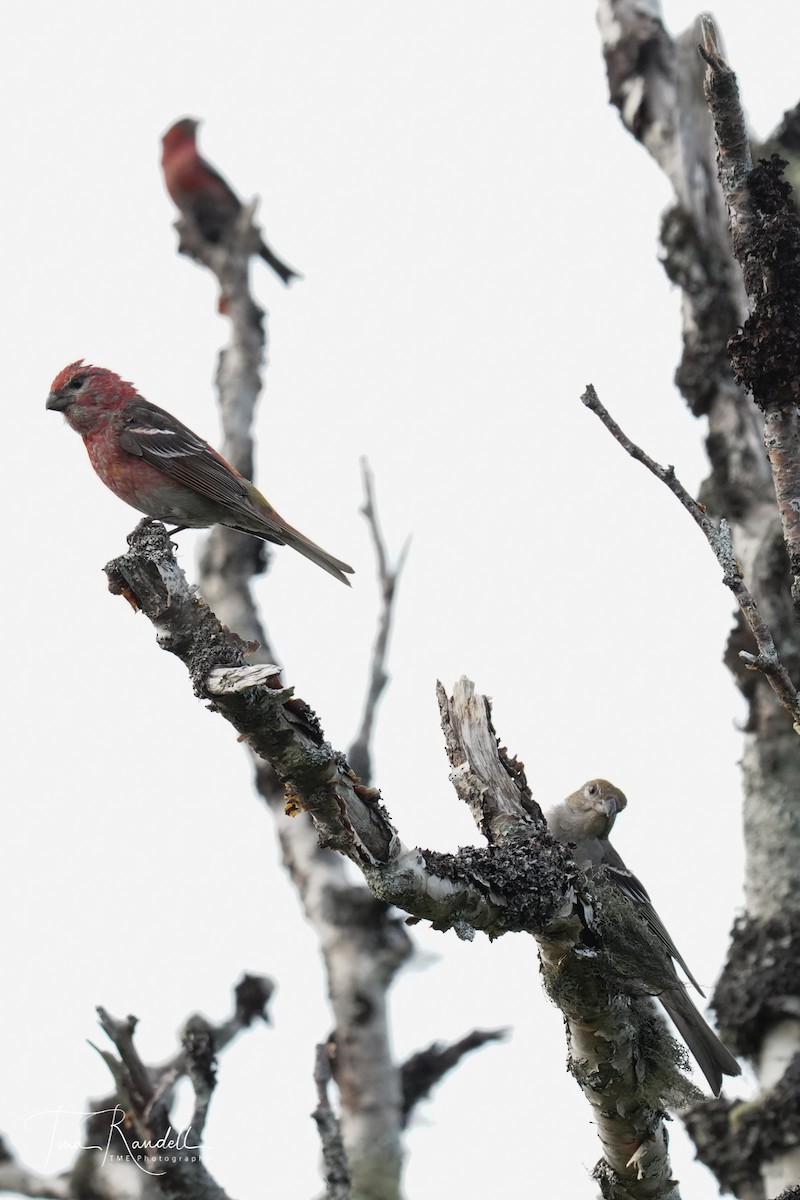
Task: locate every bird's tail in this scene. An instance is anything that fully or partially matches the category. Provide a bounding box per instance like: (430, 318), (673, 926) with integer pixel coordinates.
(232, 488), (353, 583)
(661, 986), (740, 1096)
(278, 523), (354, 585)
(259, 239), (302, 285)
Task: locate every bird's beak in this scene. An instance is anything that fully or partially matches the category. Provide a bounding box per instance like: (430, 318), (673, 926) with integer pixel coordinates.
(598, 795), (618, 819)
(46, 391), (69, 412)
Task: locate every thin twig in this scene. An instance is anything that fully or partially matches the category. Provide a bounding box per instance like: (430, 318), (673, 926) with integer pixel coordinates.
(582, 384), (800, 730)
(348, 458), (411, 784)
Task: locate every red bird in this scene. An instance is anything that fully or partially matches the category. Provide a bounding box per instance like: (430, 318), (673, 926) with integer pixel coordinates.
(46, 362), (353, 585)
(161, 117), (300, 285)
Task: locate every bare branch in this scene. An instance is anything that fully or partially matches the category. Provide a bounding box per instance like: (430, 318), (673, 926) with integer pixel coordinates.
(0, 1137), (69, 1199)
(312, 1044), (352, 1200)
(348, 458), (410, 784)
(70, 975), (274, 1200)
(94, 1006), (229, 1200)
(255, 776), (411, 1200)
(582, 384), (800, 729)
(399, 1029), (507, 1125)
(181, 201), (275, 658)
(104, 525), (575, 941)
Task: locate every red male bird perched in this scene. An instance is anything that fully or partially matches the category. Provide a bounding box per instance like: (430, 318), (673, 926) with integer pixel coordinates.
(161, 117), (300, 285)
(46, 362), (353, 585)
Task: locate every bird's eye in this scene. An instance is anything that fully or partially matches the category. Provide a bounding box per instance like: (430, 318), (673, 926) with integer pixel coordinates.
(587, 783), (598, 796)
(68, 375), (86, 391)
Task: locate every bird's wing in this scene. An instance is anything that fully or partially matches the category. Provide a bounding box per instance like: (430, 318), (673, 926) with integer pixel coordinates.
(118, 398), (277, 527)
(599, 845), (704, 996)
(189, 168), (243, 242)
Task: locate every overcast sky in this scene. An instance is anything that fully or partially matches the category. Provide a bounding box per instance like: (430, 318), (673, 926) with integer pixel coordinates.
(3, 2), (797, 1197)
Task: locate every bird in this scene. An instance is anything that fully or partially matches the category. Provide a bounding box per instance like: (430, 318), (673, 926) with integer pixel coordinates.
(161, 117), (300, 285)
(546, 778), (740, 1095)
(46, 361), (353, 585)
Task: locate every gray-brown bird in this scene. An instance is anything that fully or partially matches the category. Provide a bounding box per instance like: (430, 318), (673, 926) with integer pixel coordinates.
(546, 779), (740, 1095)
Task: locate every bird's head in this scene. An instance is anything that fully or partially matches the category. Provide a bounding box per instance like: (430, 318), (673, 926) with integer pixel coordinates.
(564, 778), (627, 837)
(161, 117), (200, 155)
(46, 361), (136, 435)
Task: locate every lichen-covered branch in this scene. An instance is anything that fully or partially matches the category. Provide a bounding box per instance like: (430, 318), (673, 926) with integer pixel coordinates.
(103, 526), (569, 939)
(697, 30), (800, 1192)
(177, 204), (274, 633)
(104, 526), (706, 1196)
(107, 522), (396, 864)
(700, 20), (800, 629)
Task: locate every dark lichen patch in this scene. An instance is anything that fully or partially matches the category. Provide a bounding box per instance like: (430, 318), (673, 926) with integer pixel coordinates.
(735, 1052), (800, 1166)
(728, 156), (800, 405)
(422, 833), (581, 935)
(687, 1054), (800, 1191)
(713, 911), (800, 1056)
(660, 202), (741, 420)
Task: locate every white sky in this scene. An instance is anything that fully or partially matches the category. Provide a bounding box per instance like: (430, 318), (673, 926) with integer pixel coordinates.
(2, 2), (796, 1197)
